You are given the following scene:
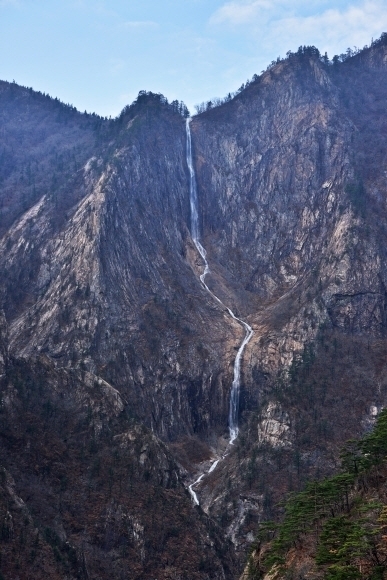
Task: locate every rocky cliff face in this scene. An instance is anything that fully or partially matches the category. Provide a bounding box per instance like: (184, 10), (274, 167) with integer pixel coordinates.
(0, 90), (238, 443)
(192, 42), (387, 362)
(0, 311), (8, 377)
(0, 328), (236, 579)
(188, 39), (387, 560)
(1, 36), (387, 578)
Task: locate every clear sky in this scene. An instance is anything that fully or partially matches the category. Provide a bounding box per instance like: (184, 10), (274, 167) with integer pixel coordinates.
(1, 0), (387, 118)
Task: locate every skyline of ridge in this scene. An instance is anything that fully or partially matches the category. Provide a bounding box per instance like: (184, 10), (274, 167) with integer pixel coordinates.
(1, 0), (387, 117)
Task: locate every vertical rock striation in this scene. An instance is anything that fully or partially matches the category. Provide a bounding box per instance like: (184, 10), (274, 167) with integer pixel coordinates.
(1, 37), (387, 576)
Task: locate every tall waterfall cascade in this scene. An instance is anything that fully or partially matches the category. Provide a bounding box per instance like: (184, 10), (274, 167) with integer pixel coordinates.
(186, 119), (254, 504)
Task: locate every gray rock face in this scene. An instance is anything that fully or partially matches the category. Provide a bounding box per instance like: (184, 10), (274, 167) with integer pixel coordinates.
(191, 44), (387, 384)
(1, 39), (387, 573)
(3, 48), (387, 442)
(0, 93), (236, 441)
(0, 350), (236, 579)
(192, 59), (352, 299)
(0, 310), (8, 376)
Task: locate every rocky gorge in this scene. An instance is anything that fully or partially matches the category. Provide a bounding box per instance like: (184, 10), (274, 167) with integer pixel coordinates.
(0, 34), (387, 579)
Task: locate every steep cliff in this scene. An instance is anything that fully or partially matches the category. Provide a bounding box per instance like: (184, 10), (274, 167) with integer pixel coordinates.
(0, 332), (236, 579)
(1, 35), (387, 578)
(188, 37), (387, 560)
(192, 39), (387, 361)
(0, 89), (239, 442)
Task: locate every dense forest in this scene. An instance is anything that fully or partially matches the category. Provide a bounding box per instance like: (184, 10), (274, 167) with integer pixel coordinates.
(246, 409), (387, 579)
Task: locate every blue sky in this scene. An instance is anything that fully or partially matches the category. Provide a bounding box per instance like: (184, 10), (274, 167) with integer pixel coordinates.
(1, 0), (387, 117)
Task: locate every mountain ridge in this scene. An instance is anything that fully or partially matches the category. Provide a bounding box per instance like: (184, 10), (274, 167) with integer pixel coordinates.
(0, 33), (387, 577)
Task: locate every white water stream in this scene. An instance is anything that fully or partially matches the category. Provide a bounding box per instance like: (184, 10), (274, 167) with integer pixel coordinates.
(186, 119), (254, 505)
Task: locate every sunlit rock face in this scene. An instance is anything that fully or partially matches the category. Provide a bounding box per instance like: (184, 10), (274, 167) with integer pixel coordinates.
(2, 47), (387, 443)
(0, 310), (8, 377)
(0, 90), (236, 442)
(1, 39), (387, 577)
(191, 44), (387, 383)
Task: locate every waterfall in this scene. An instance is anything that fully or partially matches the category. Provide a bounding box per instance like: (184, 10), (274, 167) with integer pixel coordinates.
(186, 117), (254, 448)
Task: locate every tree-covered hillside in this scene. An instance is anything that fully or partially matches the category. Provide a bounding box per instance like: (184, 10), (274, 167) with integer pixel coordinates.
(246, 409), (387, 579)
